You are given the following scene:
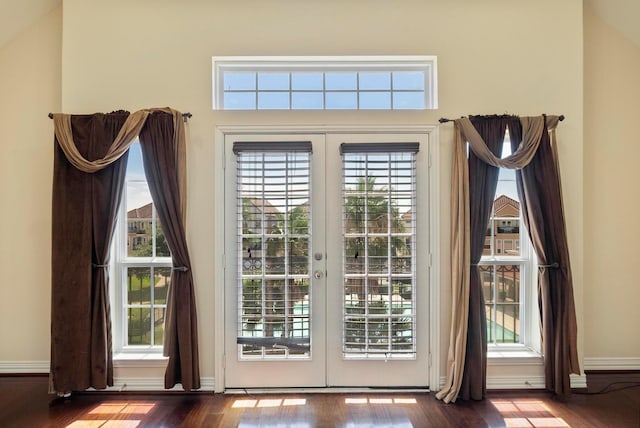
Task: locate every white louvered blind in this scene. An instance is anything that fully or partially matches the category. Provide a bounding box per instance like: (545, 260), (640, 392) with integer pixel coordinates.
(341, 143), (419, 358)
(234, 142), (312, 359)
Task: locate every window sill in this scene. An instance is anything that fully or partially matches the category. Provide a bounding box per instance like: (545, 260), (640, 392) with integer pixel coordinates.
(113, 353), (168, 368)
(487, 348), (543, 366)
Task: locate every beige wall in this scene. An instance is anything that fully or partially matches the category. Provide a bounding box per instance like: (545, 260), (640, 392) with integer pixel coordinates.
(0, 6), (61, 363)
(1, 0), (592, 386)
(583, 4), (640, 359)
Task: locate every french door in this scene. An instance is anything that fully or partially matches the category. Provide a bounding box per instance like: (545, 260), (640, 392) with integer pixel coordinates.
(223, 132), (430, 389)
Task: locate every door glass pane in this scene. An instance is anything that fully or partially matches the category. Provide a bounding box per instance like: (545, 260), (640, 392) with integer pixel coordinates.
(236, 149), (312, 359)
(342, 150), (417, 358)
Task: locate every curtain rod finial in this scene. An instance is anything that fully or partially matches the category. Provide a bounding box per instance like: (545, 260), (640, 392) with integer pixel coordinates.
(48, 113), (54, 119)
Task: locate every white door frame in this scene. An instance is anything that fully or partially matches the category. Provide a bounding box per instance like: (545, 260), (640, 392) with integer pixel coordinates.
(213, 124), (440, 392)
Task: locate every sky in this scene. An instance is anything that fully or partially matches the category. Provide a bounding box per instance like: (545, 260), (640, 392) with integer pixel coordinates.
(125, 141), (153, 211)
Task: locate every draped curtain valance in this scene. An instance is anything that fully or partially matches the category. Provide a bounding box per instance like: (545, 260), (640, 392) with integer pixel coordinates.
(436, 114), (579, 403)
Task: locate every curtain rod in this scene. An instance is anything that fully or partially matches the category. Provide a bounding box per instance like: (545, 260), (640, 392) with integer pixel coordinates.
(48, 112), (193, 122)
(438, 114), (565, 124)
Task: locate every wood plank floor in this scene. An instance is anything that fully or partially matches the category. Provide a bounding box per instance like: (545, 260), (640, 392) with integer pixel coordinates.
(1, 375), (639, 427)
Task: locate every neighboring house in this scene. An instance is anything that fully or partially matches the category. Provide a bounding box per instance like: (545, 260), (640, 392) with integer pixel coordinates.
(485, 195), (521, 256)
(127, 202), (153, 252)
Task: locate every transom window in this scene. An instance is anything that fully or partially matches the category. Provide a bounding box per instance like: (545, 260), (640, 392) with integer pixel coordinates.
(212, 56), (437, 110)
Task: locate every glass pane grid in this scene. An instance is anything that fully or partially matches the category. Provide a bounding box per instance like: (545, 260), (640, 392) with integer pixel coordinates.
(481, 264), (522, 345)
(222, 70), (427, 110)
(236, 151), (312, 360)
(125, 266), (168, 347)
(342, 151), (417, 358)
(482, 139), (527, 346)
(122, 142), (170, 349)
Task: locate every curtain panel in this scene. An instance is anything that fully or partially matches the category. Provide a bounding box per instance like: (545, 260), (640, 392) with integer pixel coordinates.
(138, 112), (200, 390)
(460, 116), (508, 401)
(50, 108), (200, 393)
(508, 119), (580, 396)
(436, 114), (579, 403)
(51, 112), (131, 392)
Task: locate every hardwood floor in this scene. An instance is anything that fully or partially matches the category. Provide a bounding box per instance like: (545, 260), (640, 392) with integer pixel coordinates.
(1, 375), (639, 427)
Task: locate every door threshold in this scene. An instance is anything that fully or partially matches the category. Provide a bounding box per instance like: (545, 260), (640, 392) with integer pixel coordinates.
(224, 387), (431, 394)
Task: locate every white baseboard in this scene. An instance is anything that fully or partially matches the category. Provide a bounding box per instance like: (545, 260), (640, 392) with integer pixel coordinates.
(0, 361), (49, 373)
(107, 376), (215, 392)
(438, 374), (587, 391)
(0, 361), (215, 392)
(583, 357), (640, 371)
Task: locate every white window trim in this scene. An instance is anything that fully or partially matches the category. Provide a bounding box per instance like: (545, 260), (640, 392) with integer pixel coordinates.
(211, 56), (438, 110)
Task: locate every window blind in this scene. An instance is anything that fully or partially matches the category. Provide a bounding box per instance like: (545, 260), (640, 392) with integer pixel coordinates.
(234, 144), (312, 359)
(341, 144), (418, 358)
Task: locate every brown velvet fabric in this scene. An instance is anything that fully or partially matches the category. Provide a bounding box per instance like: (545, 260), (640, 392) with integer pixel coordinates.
(459, 116), (508, 401)
(139, 112), (200, 391)
(508, 117), (580, 396)
(51, 112), (130, 392)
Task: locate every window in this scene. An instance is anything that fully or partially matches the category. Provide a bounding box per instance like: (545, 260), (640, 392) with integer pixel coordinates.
(341, 143), (419, 358)
(113, 142), (171, 352)
(212, 56), (437, 110)
(480, 135), (537, 351)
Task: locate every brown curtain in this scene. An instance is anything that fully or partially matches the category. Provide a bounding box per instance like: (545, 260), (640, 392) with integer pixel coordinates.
(138, 111), (200, 390)
(508, 117), (580, 396)
(459, 115), (508, 400)
(51, 108), (200, 393)
(51, 112), (130, 392)
(437, 114), (578, 402)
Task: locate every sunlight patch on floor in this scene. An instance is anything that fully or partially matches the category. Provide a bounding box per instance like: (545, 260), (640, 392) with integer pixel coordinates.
(232, 397), (307, 409)
(65, 402), (155, 427)
(345, 397), (417, 405)
(492, 399), (569, 428)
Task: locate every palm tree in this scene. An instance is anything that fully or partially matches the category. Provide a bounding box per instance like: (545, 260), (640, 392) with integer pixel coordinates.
(344, 177), (407, 289)
(343, 177), (411, 350)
